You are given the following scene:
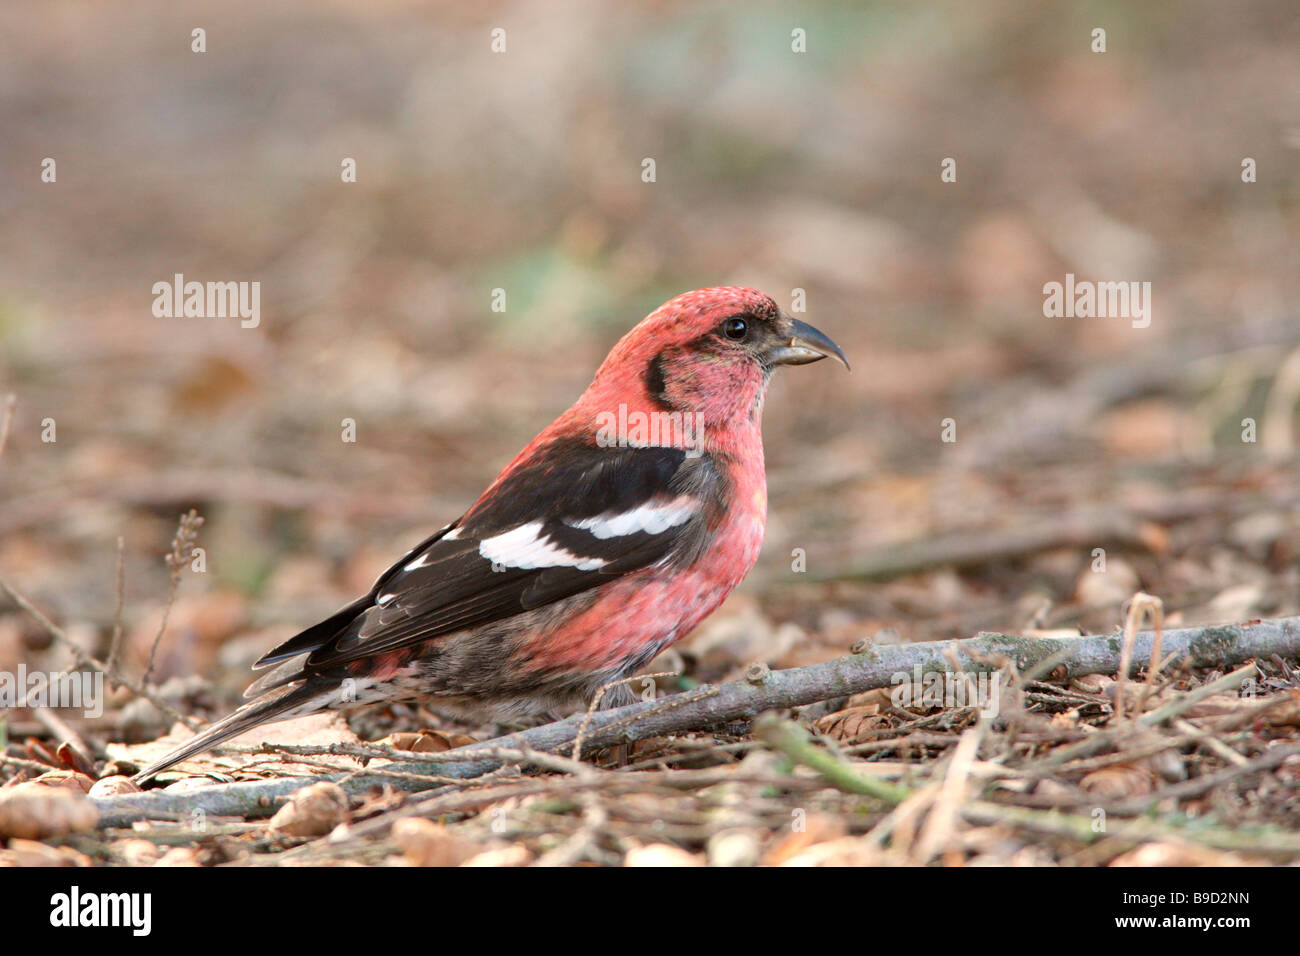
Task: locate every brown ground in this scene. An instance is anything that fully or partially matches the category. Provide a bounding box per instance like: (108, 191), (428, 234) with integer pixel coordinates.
(1, 1), (1298, 866)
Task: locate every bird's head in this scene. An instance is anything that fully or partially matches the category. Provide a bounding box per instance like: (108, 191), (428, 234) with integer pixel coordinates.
(576, 287), (848, 442)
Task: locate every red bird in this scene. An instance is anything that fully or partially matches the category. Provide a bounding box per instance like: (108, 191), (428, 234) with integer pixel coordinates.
(134, 287), (847, 781)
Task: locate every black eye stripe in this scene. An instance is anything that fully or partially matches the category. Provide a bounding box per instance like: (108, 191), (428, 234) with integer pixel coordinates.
(643, 352), (673, 409)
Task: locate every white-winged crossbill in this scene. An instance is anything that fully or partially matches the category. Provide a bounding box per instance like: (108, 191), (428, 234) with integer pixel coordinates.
(134, 287), (847, 781)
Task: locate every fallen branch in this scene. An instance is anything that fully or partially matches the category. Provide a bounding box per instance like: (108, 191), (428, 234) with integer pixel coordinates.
(90, 614), (1300, 826)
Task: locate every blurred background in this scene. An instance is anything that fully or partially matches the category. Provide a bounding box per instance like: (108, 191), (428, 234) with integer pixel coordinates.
(1, 1), (1298, 733)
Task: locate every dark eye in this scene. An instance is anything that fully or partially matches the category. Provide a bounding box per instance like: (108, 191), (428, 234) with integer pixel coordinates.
(722, 317), (749, 341)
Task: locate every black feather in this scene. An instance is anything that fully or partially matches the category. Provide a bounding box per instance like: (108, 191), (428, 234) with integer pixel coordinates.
(246, 441), (724, 681)
(131, 681), (328, 783)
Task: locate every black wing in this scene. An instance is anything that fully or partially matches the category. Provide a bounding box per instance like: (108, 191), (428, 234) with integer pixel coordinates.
(248, 439), (724, 690)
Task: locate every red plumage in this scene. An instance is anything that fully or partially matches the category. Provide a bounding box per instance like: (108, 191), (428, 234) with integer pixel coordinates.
(134, 287), (847, 782)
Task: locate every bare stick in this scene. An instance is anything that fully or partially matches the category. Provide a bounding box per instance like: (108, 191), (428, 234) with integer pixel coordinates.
(571, 670), (677, 760)
(91, 614), (1300, 826)
(913, 723), (985, 863)
(31, 708), (94, 768)
(752, 714), (911, 803)
(144, 509), (203, 685)
(106, 536), (127, 673)
(0, 578), (199, 732)
(1115, 592), (1162, 720)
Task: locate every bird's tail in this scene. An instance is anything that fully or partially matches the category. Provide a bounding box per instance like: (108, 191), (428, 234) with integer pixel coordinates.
(131, 682), (329, 784)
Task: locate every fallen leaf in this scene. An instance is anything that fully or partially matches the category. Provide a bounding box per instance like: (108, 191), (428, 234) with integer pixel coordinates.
(0, 784), (98, 839)
(1110, 842), (1265, 867)
(117, 839), (161, 867)
(154, 847), (202, 867)
(30, 770), (93, 793)
(706, 829), (762, 867)
(1070, 674), (1114, 695)
(814, 706), (887, 743)
(776, 835), (884, 867)
(1262, 689), (1300, 727)
(461, 844), (532, 867)
(623, 843), (702, 867)
(0, 839), (91, 867)
(392, 818), (478, 867)
(1080, 763), (1158, 799)
(268, 781), (350, 837)
(763, 814), (848, 866)
(380, 729), (476, 753)
(88, 775), (141, 798)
